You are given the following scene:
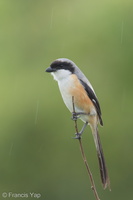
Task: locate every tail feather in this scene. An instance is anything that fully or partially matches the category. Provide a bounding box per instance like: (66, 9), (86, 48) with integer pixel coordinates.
(91, 126), (110, 189)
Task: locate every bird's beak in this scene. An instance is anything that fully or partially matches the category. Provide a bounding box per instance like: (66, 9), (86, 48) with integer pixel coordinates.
(45, 67), (56, 73)
(45, 67), (52, 72)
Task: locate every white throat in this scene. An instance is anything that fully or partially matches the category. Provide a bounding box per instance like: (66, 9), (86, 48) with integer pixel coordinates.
(51, 69), (71, 82)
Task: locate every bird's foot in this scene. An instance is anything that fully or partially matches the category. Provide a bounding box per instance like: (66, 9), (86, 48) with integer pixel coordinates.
(71, 112), (80, 121)
(73, 132), (82, 139)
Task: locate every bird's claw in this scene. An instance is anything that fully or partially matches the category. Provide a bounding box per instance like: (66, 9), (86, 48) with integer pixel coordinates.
(71, 112), (80, 121)
(73, 132), (81, 139)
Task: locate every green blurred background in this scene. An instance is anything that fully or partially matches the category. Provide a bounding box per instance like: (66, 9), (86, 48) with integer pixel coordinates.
(0, 0), (133, 199)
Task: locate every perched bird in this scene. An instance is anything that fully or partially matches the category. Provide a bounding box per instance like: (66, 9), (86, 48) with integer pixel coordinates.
(46, 58), (110, 189)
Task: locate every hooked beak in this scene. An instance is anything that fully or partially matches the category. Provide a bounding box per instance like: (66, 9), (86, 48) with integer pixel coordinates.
(45, 67), (56, 73)
(45, 67), (53, 73)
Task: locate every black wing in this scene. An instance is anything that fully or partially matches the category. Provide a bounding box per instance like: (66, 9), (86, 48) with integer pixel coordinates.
(79, 79), (103, 126)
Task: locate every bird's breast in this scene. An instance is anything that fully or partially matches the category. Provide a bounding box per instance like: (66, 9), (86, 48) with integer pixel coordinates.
(58, 74), (96, 119)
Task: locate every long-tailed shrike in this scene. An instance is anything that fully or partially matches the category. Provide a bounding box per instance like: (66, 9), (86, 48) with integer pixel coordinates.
(45, 58), (110, 189)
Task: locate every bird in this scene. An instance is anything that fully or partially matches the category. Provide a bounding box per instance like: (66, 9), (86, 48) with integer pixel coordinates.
(45, 58), (110, 189)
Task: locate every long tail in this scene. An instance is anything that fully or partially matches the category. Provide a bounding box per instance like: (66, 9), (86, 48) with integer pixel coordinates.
(91, 126), (110, 189)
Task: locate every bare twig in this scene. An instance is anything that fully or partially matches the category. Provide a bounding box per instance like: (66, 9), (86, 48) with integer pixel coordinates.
(72, 96), (100, 200)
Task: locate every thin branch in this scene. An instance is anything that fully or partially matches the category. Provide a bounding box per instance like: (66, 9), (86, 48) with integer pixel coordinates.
(72, 96), (100, 200)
